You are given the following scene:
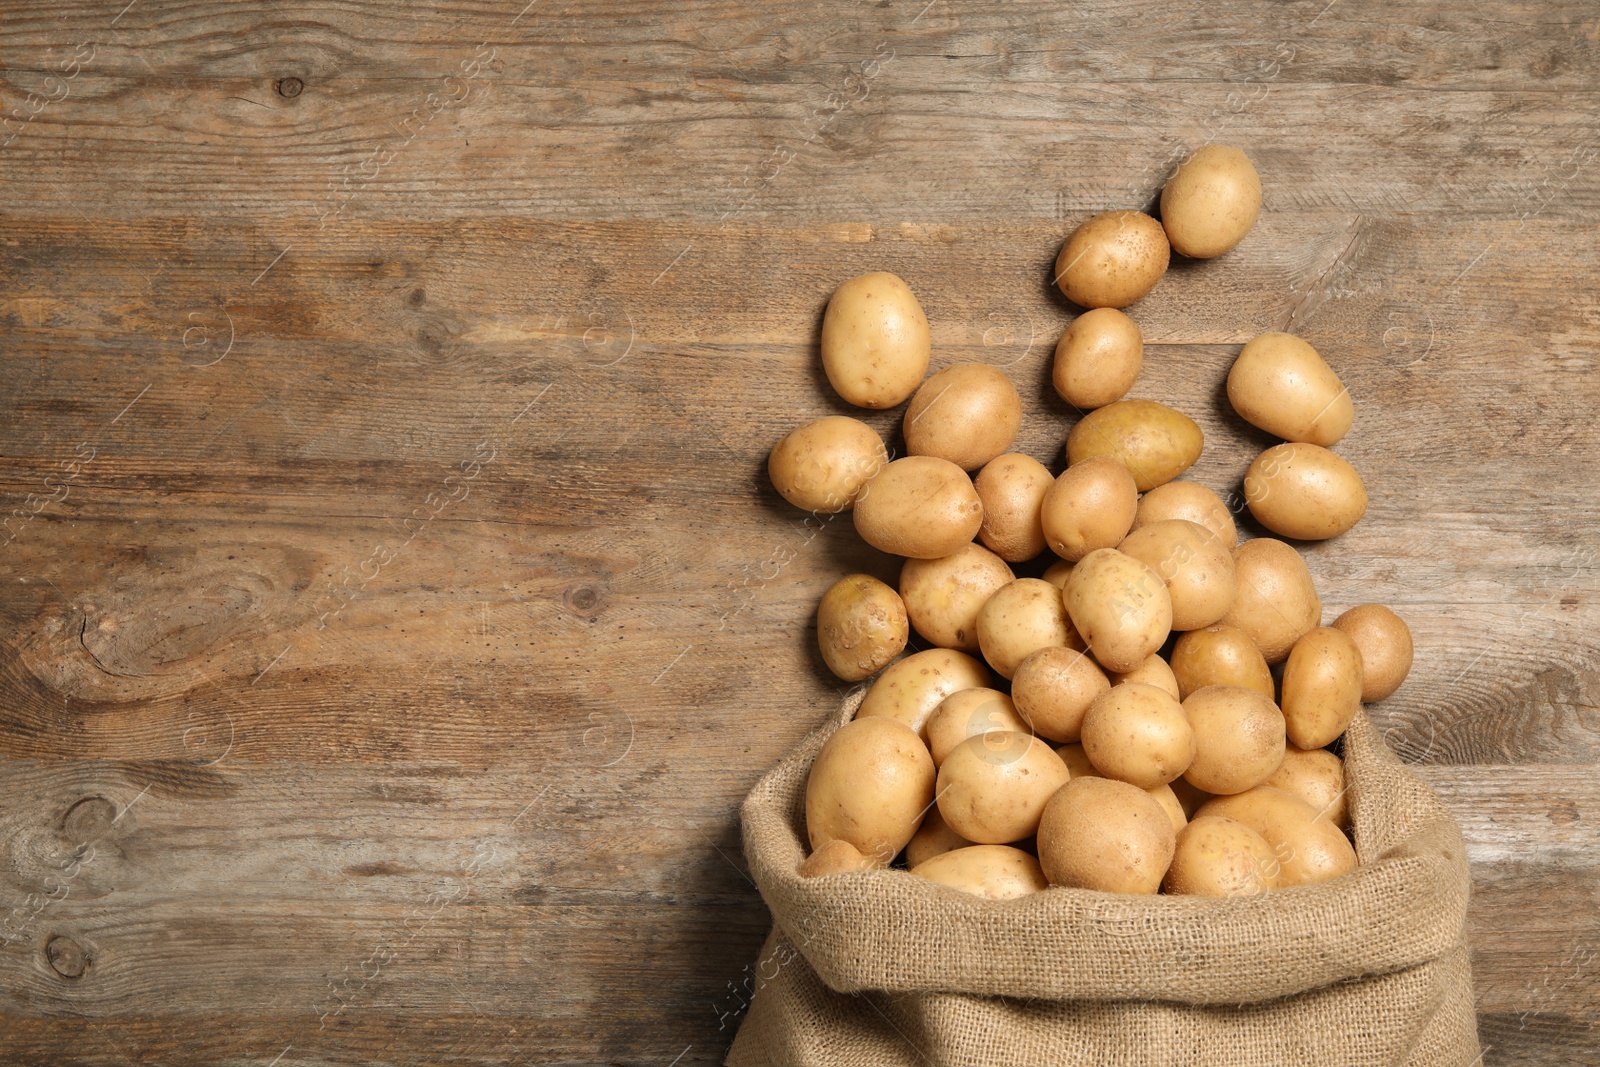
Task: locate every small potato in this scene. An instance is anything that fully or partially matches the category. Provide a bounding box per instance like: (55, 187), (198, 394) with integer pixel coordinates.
(1265, 745), (1348, 828)
(1110, 653), (1180, 701)
(899, 543), (1015, 652)
(1170, 624), (1277, 701)
(1054, 210), (1171, 309)
(820, 272), (931, 409)
(1181, 685), (1286, 795)
(1221, 538), (1322, 664)
(1227, 333), (1353, 447)
(1131, 480), (1238, 547)
(904, 363), (1024, 471)
(1159, 145), (1263, 259)
(806, 717), (935, 864)
(816, 574), (909, 681)
(1162, 815), (1278, 897)
(1198, 785), (1357, 887)
(976, 577), (1080, 680)
(1245, 442), (1368, 541)
(925, 688), (1032, 765)
(1281, 626), (1364, 749)
(974, 453), (1053, 562)
(1041, 558), (1075, 590)
(911, 844), (1047, 900)
(799, 838), (882, 878)
(1147, 782), (1188, 834)
(857, 648), (992, 737)
(1012, 646), (1109, 743)
(1066, 400), (1204, 492)
(905, 805), (974, 868)
(1037, 776), (1176, 894)
(937, 731), (1071, 843)
(854, 456), (984, 559)
(1117, 519), (1236, 631)
(1053, 308), (1143, 409)
(1065, 548), (1173, 673)
(1040, 457), (1138, 562)
(1080, 682), (1195, 788)
(1054, 741), (1100, 779)
(1333, 604), (1414, 702)
(769, 416), (888, 514)
(1169, 776), (1214, 819)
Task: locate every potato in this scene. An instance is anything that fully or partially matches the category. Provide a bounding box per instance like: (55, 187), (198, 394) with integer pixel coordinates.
(1333, 604), (1414, 702)
(1281, 626), (1364, 749)
(911, 844), (1048, 900)
(1064, 548), (1173, 672)
(937, 731), (1071, 843)
(905, 805), (974, 868)
(1170, 624), (1276, 701)
(1054, 210), (1170, 309)
(1226, 333), (1353, 447)
(1080, 682), (1196, 788)
(1221, 538), (1322, 664)
(1054, 741), (1100, 779)
(1245, 442), (1368, 541)
(1181, 684), (1286, 795)
(1265, 745), (1348, 828)
(899, 543), (1015, 652)
(853, 456), (984, 559)
(1169, 776), (1214, 819)
(1198, 785), (1357, 887)
(925, 687), (1032, 765)
(806, 717), (935, 864)
(1012, 646), (1109, 743)
(1110, 653), (1180, 701)
(1040, 457), (1138, 562)
(1131, 480), (1238, 547)
(799, 838), (882, 878)
(857, 648), (992, 737)
(976, 577), (1079, 680)
(768, 416), (889, 515)
(1037, 776), (1176, 894)
(1162, 815), (1278, 897)
(1147, 782), (1188, 834)
(904, 363), (1024, 471)
(820, 272), (931, 409)
(1052, 308), (1143, 409)
(1117, 519), (1236, 631)
(1066, 400), (1203, 492)
(1159, 145), (1263, 259)
(974, 453), (1053, 562)
(816, 574), (909, 681)
(1040, 558), (1075, 590)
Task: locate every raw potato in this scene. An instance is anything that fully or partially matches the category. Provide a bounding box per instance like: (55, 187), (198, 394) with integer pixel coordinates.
(899, 543), (1015, 652)
(816, 574), (909, 681)
(974, 453), (1053, 561)
(1170, 624), (1277, 701)
(1037, 776), (1177, 894)
(1055, 741), (1100, 779)
(1333, 604), (1414, 702)
(1245, 443), (1368, 541)
(1265, 746), (1349, 828)
(853, 456), (984, 559)
(1040, 457), (1138, 562)
(1053, 308), (1143, 409)
(1227, 333), (1353, 446)
(925, 688), (1032, 765)
(1064, 548), (1174, 672)
(1159, 145), (1263, 259)
(905, 805), (974, 867)
(1147, 782), (1189, 834)
(1281, 626), (1364, 749)
(1110, 653), (1181, 701)
(1012, 646), (1110, 743)
(1054, 210), (1171, 309)
(1066, 399), (1204, 492)
(1162, 815), (1278, 897)
(857, 648), (991, 737)
(1131, 480), (1238, 547)
(904, 363), (1024, 470)
(1169, 776), (1214, 819)
(820, 272), (931, 409)
(1221, 538), (1322, 664)
(1181, 684), (1287, 795)
(911, 844), (1048, 900)
(1080, 682), (1196, 788)
(799, 838), (882, 878)
(1041, 559), (1075, 590)
(976, 577), (1080, 680)
(937, 732), (1071, 843)
(1198, 786), (1357, 887)
(769, 416), (889, 514)
(806, 717), (935, 864)
(1117, 519), (1237, 631)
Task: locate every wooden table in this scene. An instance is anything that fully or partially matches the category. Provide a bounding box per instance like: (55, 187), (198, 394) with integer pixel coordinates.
(2, 2), (1596, 1063)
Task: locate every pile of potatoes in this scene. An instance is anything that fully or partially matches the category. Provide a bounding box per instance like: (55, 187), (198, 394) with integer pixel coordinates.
(772, 145), (1416, 901)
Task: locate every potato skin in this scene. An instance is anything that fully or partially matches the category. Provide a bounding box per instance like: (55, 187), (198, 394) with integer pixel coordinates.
(799, 838), (883, 878)
(974, 453), (1053, 562)
(937, 731), (1071, 844)
(925, 688), (1031, 765)
(1170, 624), (1277, 701)
(1264, 745), (1349, 828)
(1181, 684), (1287, 795)
(853, 456), (984, 559)
(769, 416), (889, 514)
(1066, 400), (1203, 492)
(1037, 776), (1177, 894)
(1012, 646), (1109, 743)
(1162, 815), (1278, 897)
(816, 574), (909, 681)
(1160, 144), (1262, 259)
(820, 271), (931, 408)
(1080, 682), (1196, 789)
(1064, 548), (1173, 673)
(1220, 538), (1322, 664)
(1131, 480), (1238, 547)
(911, 844), (1047, 899)
(976, 577), (1080, 680)
(1117, 518), (1236, 631)
(905, 804), (974, 868)
(1055, 211), (1171, 309)
(1280, 626), (1364, 749)
(1198, 785), (1357, 887)
(806, 717), (935, 864)
(1245, 442), (1368, 541)
(1052, 308), (1143, 409)
(1110, 653), (1181, 701)
(1333, 603), (1414, 702)
(899, 543), (1014, 652)
(1226, 333), (1353, 446)
(1041, 457), (1138, 562)
(904, 363), (1024, 471)
(857, 648), (991, 737)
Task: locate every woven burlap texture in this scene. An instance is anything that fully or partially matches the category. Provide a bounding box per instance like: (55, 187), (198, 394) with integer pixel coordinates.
(728, 689), (1480, 1067)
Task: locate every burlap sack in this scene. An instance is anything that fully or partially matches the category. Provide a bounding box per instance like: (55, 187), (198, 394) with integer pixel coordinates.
(728, 690), (1479, 1067)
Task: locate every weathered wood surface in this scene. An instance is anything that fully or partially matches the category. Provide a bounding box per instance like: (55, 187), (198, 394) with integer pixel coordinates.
(2, 0), (1597, 1063)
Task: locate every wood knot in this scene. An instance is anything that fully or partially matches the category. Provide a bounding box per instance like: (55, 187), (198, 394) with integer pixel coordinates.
(61, 796), (117, 845)
(45, 935), (88, 979)
(564, 583), (604, 618)
(275, 77), (303, 98)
